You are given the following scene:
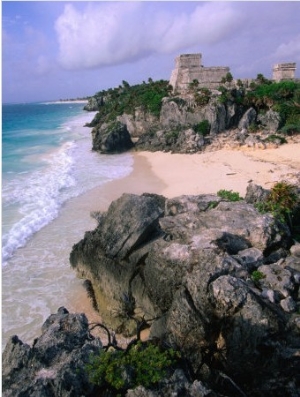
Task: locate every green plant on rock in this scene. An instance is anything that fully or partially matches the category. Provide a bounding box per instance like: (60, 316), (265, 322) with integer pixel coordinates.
(217, 189), (242, 202)
(86, 341), (180, 393)
(256, 181), (299, 227)
(194, 119), (210, 136)
(263, 134), (287, 145)
(194, 88), (211, 106)
(251, 270), (265, 284)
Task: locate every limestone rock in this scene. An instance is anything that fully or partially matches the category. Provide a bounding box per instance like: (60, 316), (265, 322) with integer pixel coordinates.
(92, 121), (134, 153)
(238, 107), (257, 130)
(70, 190), (300, 396)
(257, 109), (281, 132)
(2, 307), (102, 397)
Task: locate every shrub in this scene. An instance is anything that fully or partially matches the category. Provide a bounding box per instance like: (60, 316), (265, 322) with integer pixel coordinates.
(279, 123), (300, 135)
(194, 120), (210, 136)
(194, 88), (211, 106)
(256, 181), (299, 227)
(86, 341), (180, 392)
(251, 270), (265, 283)
(217, 189), (242, 202)
(263, 134), (287, 145)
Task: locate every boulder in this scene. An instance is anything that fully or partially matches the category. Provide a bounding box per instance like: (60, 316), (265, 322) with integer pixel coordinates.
(2, 307), (102, 397)
(92, 121), (134, 153)
(238, 107), (257, 130)
(257, 109), (281, 132)
(70, 190), (300, 395)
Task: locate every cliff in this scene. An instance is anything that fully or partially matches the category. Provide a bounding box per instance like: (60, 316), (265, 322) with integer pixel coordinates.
(68, 184), (300, 396)
(84, 75), (300, 154)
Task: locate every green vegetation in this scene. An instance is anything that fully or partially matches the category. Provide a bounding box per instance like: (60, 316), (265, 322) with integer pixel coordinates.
(221, 72), (233, 83)
(263, 134), (287, 145)
(244, 81), (300, 130)
(86, 341), (180, 394)
(255, 181), (299, 229)
(193, 119), (210, 135)
(217, 189), (242, 202)
(251, 270), (265, 284)
(194, 87), (211, 106)
(87, 79), (172, 126)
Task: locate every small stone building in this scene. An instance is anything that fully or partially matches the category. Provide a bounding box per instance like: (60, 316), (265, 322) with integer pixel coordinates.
(169, 53), (230, 93)
(272, 63), (296, 82)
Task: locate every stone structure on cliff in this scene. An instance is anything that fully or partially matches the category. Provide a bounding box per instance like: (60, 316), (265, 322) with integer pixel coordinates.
(273, 62), (297, 82)
(169, 53), (230, 92)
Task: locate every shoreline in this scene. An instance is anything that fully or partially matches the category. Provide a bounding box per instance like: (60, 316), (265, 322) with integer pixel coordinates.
(69, 143), (300, 326)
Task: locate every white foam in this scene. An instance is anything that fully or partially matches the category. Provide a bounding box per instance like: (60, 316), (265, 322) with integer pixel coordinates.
(2, 142), (76, 264)
(2, 138), (134, 264)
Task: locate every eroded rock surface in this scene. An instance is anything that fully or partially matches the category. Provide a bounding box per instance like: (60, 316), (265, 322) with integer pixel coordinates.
(2, 307), (102, 397)
(70, 189), (300, 396)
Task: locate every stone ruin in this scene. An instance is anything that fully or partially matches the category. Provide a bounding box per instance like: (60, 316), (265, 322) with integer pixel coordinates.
(169, 53), (230, 93)
(170, 53), (297, 93)
(272, 62), (296, 82)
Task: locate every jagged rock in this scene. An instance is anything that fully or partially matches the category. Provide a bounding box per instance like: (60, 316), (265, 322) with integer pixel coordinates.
(257, 263), (295, 299)
(176, 128), (205, 153)
(126, 369), (218, 397)
(2, 307), (102, 397)
(257, 109), (281, 132)
(70, 189), (300, 396)
(83, 96), (103, 111)
(92, 121), (134, 153)
(245, 182), (270, 204)
(238, 107), (257, 130)
(117, 109), (159, 138)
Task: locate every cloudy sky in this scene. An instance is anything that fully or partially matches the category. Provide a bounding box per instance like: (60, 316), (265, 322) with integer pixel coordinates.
(2, 1), (300, 103)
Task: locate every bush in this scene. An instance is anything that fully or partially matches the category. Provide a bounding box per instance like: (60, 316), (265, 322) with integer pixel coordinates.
(217, 189), (242, 202)
(194, 88), (211, 106)
(251, 270), (265, 284)
(255, 181), (299, 226)
(86, 341), (180, 392)
(263, 134), (287, 145)
(194, 120), (210, 136)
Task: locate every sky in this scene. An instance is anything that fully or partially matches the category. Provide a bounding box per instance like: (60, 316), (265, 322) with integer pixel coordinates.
(2, 1), (300, 103)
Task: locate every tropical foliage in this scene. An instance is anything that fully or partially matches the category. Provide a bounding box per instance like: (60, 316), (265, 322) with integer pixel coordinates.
(87, 79), (172, 126)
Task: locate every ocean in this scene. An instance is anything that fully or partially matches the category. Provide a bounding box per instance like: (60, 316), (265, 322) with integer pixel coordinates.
(2, 102), (134, 349)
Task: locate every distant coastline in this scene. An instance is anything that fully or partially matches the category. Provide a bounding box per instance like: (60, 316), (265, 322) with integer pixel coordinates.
(42, 99), (89, 104)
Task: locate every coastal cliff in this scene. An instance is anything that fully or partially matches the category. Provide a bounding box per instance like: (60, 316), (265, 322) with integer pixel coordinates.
(83, 56), (299, 154)
(68, 184), (300, 396)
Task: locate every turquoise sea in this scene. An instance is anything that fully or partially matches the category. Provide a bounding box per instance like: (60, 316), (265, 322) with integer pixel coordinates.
(2, 102), (134, 348)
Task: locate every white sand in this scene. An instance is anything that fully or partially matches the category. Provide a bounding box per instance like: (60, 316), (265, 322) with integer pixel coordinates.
(137, 143), (300, 198)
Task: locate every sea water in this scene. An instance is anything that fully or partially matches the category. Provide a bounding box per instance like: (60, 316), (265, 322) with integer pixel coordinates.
(2, 102), (134, 349)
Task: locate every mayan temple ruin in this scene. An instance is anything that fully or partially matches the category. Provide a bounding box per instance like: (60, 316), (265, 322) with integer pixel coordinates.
(169, 53), (230, 92)
(272, 62), (296, 82)
(170, 53), (297, 93)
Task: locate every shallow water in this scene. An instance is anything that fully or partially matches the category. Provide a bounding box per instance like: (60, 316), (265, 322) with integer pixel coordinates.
(2, 103), (134, 349)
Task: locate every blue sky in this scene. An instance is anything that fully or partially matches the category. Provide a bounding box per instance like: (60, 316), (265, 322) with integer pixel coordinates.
(2, 1), (300, 103)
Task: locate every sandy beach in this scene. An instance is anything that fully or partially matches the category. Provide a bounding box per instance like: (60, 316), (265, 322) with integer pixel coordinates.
(66, 141), (299, 342)
(136, 143), (300, 199)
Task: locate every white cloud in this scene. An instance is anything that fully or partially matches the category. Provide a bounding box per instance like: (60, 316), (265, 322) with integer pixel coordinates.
(274, 35), (300, 63)
(55, 2), (243, 70)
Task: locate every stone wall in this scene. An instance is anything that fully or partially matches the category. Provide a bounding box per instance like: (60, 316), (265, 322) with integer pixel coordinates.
(169, 53), (230, 93)
(273, 63), (296, 82)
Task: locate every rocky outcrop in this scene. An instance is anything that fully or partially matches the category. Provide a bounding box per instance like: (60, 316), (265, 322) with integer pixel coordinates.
(117, 109), (160, 138)
(70, 187), (300, 396)
(257, 109), (281, 132)
(83, 96), (104, 111)
(92, 121), (134, 153)
(2, 307), (102, 397)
